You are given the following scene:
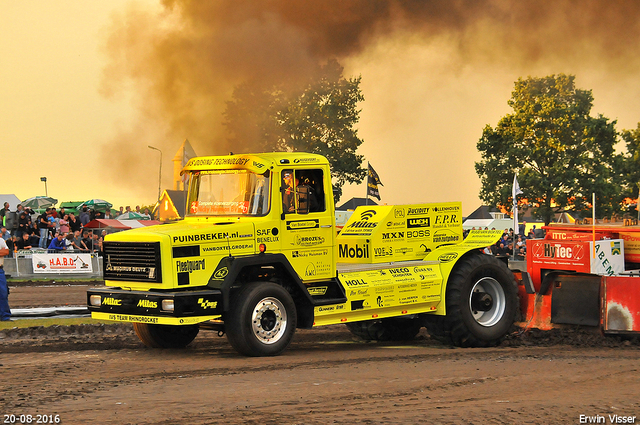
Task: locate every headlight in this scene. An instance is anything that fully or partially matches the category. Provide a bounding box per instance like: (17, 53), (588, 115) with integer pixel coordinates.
(89, 295), (102, 307)
(161, 299), (174, 312)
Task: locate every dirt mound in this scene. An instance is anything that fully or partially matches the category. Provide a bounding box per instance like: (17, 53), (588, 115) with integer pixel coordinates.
(0, 323), (139, 353)
(2, 322), (639, 355)
(504, 325), (640, 348)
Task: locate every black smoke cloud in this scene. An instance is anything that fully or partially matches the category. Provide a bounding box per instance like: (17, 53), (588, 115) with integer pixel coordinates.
(100, 0), (640, 189)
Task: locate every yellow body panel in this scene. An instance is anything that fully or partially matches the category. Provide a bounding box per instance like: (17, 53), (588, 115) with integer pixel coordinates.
(313, 260), (443, 326)
(181, 153), (329, 175)
(336, 203), (463, 263)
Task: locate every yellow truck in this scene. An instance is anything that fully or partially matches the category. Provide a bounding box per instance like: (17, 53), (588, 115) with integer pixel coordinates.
(88, 152), (518, 356)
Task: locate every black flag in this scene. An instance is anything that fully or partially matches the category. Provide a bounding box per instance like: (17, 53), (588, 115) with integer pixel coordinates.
(367, 163), (383, 200)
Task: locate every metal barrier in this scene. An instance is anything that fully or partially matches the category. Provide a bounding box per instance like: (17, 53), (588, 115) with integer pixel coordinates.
(4, 250), (103, 279)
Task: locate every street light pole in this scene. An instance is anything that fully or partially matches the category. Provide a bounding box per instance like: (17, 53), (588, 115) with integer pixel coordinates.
(148, 146), (162, 201)
(40, 177), (48, 196)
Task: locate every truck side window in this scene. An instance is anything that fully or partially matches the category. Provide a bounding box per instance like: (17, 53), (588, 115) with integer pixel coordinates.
(297, 169), (325, 213)
(282, 169), (325, 214)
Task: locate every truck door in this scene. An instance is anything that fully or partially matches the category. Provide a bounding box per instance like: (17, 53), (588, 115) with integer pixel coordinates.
(279, 168), (335, 282)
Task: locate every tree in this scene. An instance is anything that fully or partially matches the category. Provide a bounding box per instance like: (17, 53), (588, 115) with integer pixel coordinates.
(223, 60), (366, 202)
(620, 124), (640, 215)
(475, 74), (621, 225)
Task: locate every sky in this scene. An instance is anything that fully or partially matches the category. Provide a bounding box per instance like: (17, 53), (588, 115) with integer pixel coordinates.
(2, 1), (640, 215)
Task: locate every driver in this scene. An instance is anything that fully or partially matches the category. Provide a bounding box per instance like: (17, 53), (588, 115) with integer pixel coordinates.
(283, 171), (295, 213)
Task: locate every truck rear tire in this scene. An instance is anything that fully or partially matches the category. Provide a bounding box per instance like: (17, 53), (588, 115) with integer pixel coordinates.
(133, 323), (199, 348)
(225, 282), (297, 356)
(346, 318), (422, 341)
(425, 252), (518, 347)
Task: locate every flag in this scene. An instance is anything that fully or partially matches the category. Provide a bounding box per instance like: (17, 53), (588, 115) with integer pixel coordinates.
(513, 174), (523, 198)
(367, 163), (384, 200)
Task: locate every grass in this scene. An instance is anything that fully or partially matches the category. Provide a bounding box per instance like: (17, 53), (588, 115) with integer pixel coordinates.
(0, 317), (115, 330)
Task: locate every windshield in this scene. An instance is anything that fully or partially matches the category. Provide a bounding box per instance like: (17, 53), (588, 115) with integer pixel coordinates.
(186, 170), (270, 216)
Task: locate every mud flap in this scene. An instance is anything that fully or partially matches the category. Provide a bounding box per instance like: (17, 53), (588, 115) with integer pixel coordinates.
(602, 276), (640, 333)
(550, 275), (601, 326)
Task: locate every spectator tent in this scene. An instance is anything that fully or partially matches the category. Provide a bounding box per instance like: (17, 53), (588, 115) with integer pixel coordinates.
(84, 219), (161, 230)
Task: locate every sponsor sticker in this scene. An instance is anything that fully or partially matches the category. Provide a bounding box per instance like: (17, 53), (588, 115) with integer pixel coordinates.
(137, 299), (158, 308)
(343, 278), (367, 287)
(407, 217), (430, 228)
(433, 214), (460, 228)
(308, 286), (328, 296)
(438, 253), (459, 263)
(286, 220), (319, 230)
(173, 231), (247, 244)
(339, 243), (370, 259)
(407, 207), (430, 215)
(305, 263), (317, 277)
(213, 267), (229, 279)
(292, 249), (328, 258)
(294, 235), (326, 246)
(176, 259), (205, 273)
(433, 229), (460, 244)
(93, 312), (221, 325)
(197, 298), (218, 309)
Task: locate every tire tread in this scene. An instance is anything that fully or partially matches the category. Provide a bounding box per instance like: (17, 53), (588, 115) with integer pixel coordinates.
(425, 253), (518, 347)
(225, 282), (297, 356)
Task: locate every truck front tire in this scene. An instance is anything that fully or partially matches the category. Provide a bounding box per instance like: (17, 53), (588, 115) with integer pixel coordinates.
(425, 253), (518, 347)
(225, 282), (297, 356)
(133, 323), (200, 348)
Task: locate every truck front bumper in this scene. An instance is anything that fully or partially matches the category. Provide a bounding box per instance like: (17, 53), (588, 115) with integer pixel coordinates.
(87, 287), (223, 325)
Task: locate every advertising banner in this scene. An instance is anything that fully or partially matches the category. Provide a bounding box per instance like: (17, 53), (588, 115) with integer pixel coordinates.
(528, 239), (591, 271)
(619, 232), (640, 263)
(32, 253), (93, 273)
(526, 238), (625, 287)
(591, 239), (625, 276)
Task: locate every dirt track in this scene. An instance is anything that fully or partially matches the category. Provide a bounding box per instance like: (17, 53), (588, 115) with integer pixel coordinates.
(1, 282), (640, 424)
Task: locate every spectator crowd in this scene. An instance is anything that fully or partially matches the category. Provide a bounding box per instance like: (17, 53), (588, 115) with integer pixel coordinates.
(0, 202), (153, 257)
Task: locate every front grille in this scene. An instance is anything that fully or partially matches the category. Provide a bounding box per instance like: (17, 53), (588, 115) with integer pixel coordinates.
(103, 242), (162, 283)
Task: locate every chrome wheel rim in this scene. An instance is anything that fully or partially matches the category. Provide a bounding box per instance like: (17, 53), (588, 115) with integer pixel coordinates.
(251, 297), (287, 344)
(469, 277), (505, 327)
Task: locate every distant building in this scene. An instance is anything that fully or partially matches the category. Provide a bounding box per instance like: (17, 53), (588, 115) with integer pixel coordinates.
(172, 139), (197, 191)
(337, 197), (378, 211)
(0, 194), (21, 210)
(463, 205), (513, 230)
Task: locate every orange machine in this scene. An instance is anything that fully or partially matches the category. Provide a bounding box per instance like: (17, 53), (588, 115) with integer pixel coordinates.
(517, 223), (640, 334)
